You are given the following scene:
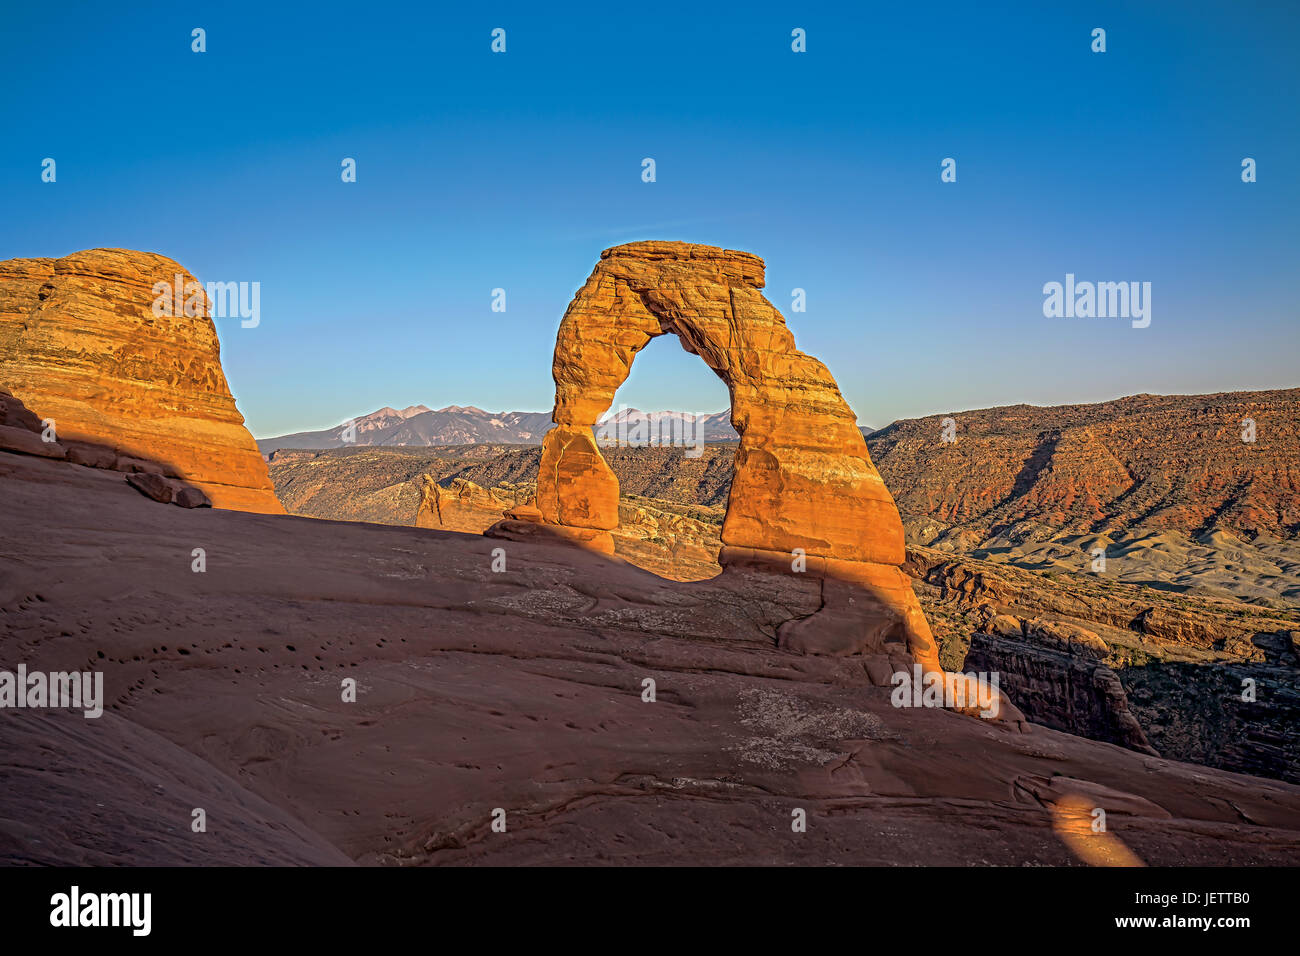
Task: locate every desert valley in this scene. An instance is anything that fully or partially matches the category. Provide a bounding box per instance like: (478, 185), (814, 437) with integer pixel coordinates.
(0, 244), (1297, 869)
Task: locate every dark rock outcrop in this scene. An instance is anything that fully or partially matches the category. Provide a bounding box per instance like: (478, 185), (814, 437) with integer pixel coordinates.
(965, 629), (1157, 756)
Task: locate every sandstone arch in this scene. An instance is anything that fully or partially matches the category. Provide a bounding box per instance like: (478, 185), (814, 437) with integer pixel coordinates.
(535, 241), (942, 673)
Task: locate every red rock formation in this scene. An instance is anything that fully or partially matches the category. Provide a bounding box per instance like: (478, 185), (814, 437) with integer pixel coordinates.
(0, 249), (282, 513)
(532, 241), (944, 674)
(8, 448), (1297, 865)
(867, 390), (1300, 542)
(416, 476), (534, 534)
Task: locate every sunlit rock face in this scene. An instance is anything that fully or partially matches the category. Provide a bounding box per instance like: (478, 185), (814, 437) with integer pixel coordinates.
(533, 240), (942, 672)
(0, 248), (282, 513)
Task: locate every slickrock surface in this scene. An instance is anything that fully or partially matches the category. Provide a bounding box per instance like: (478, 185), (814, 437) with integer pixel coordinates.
(3, 449), (1299, 865)
(266, 444), (1300, 781)
(2, 387), (215, 511)
(532, 241), (941, 670)
(0, 249), (282, 513)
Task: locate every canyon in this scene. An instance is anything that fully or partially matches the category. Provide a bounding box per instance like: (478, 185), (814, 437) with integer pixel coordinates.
(2, 243), (1296, 865)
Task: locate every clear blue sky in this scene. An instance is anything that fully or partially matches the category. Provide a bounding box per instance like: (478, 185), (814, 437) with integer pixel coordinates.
(3, 1), (1297, 438)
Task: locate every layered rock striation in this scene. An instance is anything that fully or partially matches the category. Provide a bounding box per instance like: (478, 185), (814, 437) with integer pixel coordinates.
(0, 249), (282, 513)
(868, 389), (1300, 544)
(517, 241), (946, 676)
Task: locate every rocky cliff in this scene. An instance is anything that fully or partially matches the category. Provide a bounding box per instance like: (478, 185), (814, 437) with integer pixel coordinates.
(868, 389), (1300, 545)
(908, 546), (1300, 782)
(0, 249), (282, 513)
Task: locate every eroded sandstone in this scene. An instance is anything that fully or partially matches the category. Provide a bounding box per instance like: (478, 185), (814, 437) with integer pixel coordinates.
(528, 241), (944, 674)
(0, 249), (282, 513)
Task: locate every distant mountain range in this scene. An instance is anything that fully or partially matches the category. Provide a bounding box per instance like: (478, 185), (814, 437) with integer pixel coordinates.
(266, 389), (1300, 544)
(257, 406), (748, 453)
(257, 405), (555, 453)
(593, 408), (737, 445)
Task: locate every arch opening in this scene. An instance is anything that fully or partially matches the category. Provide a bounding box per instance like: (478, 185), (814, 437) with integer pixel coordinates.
(488, 240), (947, 675)
(592, 333), (734, 582)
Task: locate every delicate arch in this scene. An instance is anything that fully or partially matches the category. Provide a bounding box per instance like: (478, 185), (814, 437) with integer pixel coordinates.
(534, 241), (942, 672)
(539, 241), (904, 564)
